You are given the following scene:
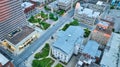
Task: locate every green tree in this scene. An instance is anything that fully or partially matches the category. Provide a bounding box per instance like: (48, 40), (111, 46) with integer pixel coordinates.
(32, 60), (42, 67)
(84, 28), (91, 38)
(49, 13), (54, 19)
(34, 53), (41, 59)
(70, 20), (79, 26)
(110, 5), (115, 9)
(28, 16), (35, 23)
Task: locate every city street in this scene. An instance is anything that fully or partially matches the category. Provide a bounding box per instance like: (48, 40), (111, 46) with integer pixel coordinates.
(13, 9), (74, 67)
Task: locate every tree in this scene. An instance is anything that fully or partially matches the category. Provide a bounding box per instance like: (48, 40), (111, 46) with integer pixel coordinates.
(49, 13), (54, 19)
(32, 60), (42, 67)
(44, 5), (51, 11)
(28, 16), (35, 23)
(34, 53), (41, 59)
(41, 11), (44, 16)
(84, 28), (91, 38)
(110, 5), (115, 9)
(70, 20), (79, 26)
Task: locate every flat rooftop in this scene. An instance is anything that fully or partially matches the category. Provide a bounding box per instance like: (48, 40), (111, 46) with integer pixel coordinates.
(96, 1), (103, 5)
(82, 40), (99, 58)
(0, 53), (9, 66)
(107, 10), (120, 32)
(58, 0), (70, 3)
(5, 26), (34, 45)
(100, 33), (120, 67)
(58, 0), (71, 4)
(77, 6), (100, 18)
(81, 2), (106, 12)
(53, 26), (84, 54)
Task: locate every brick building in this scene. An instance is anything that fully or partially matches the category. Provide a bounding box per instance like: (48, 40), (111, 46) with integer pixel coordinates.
(90, 19), (114, 47)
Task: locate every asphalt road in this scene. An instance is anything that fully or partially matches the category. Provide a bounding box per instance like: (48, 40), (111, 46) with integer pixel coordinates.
(13, 9), (74, 67)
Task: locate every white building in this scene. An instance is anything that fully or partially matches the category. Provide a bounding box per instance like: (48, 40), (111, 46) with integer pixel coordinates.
(100, 33), (120, 67)
(52, 26), (84, 63)
(74, 2), (100, 26)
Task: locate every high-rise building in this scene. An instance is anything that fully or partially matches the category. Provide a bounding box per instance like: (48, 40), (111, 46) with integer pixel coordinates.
(0, 0), (39, 54)
(0, 0), (28, 41)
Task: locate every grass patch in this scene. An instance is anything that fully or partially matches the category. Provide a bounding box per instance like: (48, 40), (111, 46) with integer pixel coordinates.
(56, 10), (65, 15)
(28, 11), (50, 30)
(40, 21), (50, 30)
(49, 13), (58, 21)
(44, 5), (51, 11)
(28, 16), (41, 23)
(40, 11), (48, 20)
(28, 11), (48, 23)
(69, 19), (79, 26)
(62, 20), (79, 31)
(34, 43), (50, 59)
(62, 24), (70, 31)
(32, 58), (54, 67)
(55, 63), (64, 67)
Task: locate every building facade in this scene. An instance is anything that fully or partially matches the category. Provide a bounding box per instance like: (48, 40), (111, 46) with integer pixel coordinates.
(21, 2), (37, 18)
(74, 2), (100, 26)
(30, 0), (54, 6)
(0, 0), (28, 40)
(57, 0), (72, 11)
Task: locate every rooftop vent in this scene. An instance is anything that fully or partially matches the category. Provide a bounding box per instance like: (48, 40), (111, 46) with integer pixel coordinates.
(68, 34), (71, 37)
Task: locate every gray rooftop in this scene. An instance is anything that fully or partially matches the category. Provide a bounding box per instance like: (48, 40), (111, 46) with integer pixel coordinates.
(6, 26), (35, 45)
(53, 26), (84, 54)
(82, 40), (99, 58)
(58, 0), (71, 5)
(100, 33), (120, 67)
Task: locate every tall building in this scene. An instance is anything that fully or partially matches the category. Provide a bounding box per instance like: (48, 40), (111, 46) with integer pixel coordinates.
(0, 0), (28, 41)
(0, 0), (39, 54)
